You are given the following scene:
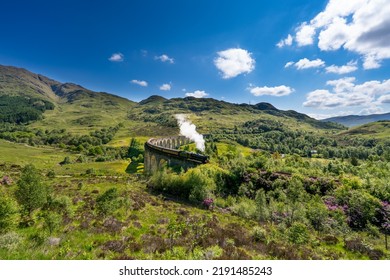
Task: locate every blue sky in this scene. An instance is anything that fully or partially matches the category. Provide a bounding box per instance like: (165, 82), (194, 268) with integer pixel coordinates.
(1, 0), (390, 119)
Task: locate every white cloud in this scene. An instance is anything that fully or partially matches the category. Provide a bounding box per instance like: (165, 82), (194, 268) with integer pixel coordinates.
(303, 77), (390, 109)
(155, 54), (174, 63)
(249, 85), (294, 97)
(159, 83), (171, 91)
(214, 48), (255, 79)
(377, 94), (390, 104)
(288, 58), (325, 70)
(292, 0), (390, 69)
(277, 34), (293, 48)
(108, 53), (124, 62)
(308, 111), (353, 120)
(130, 80), (148, 87)
(325, 61), (358, 74)
(185, 90), (208, 98)
(295, 22), (316, 46)
(359, 106), (384, 115)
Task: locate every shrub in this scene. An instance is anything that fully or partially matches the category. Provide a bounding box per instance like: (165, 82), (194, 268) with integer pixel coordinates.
(0, 232), (22, 251)
(15, 164), (48, 216)
(306, 198), (328, 232)
(47, 195), (73, 217)
(252, 226), (267, 242)
(0, 194), (19, 233)
(255, 189), (269, 222)
(346, 190), (381, 229)
(46, 170), (56, 178)
(287, 222), (310, 245)
(186, 168), (215, 203)
(232, 198), (257, 219)
(42, 211), (62, 235)
(96, 188), (120, 216)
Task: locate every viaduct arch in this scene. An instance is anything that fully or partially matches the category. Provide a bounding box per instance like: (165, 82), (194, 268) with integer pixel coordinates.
(144, 136), (208, 174)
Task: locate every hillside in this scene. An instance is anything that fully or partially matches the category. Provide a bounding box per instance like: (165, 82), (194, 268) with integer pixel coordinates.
(0, 65), (136, 133)
(322, 112), (390, 127)
(132, 96), (344, 134)
(340, 120), (390, 140)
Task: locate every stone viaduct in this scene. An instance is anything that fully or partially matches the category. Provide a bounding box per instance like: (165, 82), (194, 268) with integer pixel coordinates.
(144, 136), (208, 174)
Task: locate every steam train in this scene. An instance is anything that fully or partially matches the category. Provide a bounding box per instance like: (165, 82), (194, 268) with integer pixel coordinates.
(145, 140), (209, 164)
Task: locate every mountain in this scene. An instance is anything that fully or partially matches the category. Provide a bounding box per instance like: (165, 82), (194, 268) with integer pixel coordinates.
(322, 112), (390, 127)
(0, 64), (136, 132)
(131, 96), (344, 131)
(139, 95), (167, 105)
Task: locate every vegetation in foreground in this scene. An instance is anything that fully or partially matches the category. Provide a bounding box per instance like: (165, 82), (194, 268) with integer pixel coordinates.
(0, 136), (389, 259)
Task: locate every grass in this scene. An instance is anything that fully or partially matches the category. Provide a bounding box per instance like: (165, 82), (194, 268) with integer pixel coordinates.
(0, 139), (73, 169)
(340, 121), (390, 140)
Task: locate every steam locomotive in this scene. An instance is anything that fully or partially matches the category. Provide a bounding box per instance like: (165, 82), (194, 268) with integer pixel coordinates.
(145, 140), (209, 164)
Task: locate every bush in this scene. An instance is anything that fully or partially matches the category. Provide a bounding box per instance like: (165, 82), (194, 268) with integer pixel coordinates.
(232, 198), (257, 219)
(0, 232), (22, 251)
(42, 211), (62, 235)
(306, 198), (328, 232)
(47, 195), (73, 217)
(186, 168), (215, 203)
(46, 170), (55, 178)
(346, 190), (381, 229)
(148, 165), (218, 202)
(288, 222), (310, 245)
(0, 194), (19, 233)
(96, 188), (120, 216)
(252, 226), (267, 242)
(15, 164), (48, 216)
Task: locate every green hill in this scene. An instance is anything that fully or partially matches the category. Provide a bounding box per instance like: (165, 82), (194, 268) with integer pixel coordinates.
(0, 65), (136, 133)
(341, 120), (390, 139)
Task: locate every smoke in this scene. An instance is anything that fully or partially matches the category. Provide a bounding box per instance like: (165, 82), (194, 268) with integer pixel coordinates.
(175, 114), (205, 151)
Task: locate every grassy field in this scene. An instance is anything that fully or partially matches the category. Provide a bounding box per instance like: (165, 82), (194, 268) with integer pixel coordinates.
(0, 140), (129, 175)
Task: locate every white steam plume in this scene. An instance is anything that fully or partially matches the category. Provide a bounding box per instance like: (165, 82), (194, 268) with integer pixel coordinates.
(175, 114), (205, 152)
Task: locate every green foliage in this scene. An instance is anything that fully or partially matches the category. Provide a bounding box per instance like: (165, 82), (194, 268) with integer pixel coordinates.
(0, 95), (54, 124)
(96, 188), (120, 216)
(46, 170), (56, 178)
(346, 190), (381, 229)
(255, 189), (269, 222)
(0, 232), (22, 251)
(60, 156), (71, 165)
(47, 195), (73, 217)
(149, 165), (218, 202)
(15, 164), (48, 216)
(0, 193), (19, 233)
(232, 197), (257, 219)
(252, 226), (267, 242)
(287, 222), (310, 245)
(306, 198), (328, 232)
(42, 211), (62, 235)
(128, 138), (143, 159)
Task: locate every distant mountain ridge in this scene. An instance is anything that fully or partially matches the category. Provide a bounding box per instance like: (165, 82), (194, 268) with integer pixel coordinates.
(323, 113), (390, 127)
